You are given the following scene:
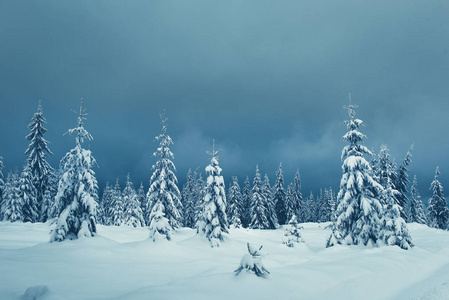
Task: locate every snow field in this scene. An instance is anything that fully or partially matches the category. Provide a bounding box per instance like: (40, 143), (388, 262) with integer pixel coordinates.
(0, 222), (449, 299)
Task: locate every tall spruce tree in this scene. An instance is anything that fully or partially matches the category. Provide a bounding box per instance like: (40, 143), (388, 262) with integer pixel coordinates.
(293, 170), (305, 223)
(227, 176), (243, 228)
(285, 183), (296, 223)
(305, 192), (316, 222)
(263, 174), (279, 229)
(19, 164), (39, 223)
(327, 96), (383, 247)
(408, 175), (427, 224)
(194, 172), (205, 228)
(321, 188), (335, 222)
(274, 163), (287, 225)
(25, 102), (55, 221)
(111, 179), (125, 226)
(2, 171), (23, 222)
(147, 112), (182, 241)
(136, 182), (146, 213)
(203, 140), (228, 247)
(51, 100), (99, 242)
(99, 182), (113, 225)
(181, 169), (197, 228)
(428, 167), (449, 230)
(123, 174), (145, 227)
(241, 176), (252, 228)
(249, 165), (270, 229)
(395, 145), (413, 220)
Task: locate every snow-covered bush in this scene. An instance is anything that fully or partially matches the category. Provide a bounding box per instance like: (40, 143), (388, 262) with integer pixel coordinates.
(234, 243), (270, 277)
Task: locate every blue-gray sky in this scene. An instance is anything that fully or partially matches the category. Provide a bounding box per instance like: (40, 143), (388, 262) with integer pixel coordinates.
(0, 0), (448, 198)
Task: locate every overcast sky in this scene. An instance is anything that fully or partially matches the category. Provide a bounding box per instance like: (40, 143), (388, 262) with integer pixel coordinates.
(0, 0), (448, 198)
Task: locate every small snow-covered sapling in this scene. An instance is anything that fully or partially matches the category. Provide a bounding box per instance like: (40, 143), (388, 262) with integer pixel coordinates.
(234, 243), (270, 277)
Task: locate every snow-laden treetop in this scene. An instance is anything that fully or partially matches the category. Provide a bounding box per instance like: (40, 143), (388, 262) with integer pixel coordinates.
(65, 99), (93, 146)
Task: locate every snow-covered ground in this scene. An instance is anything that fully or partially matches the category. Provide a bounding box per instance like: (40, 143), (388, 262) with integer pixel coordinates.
(1, 222), (449, 300)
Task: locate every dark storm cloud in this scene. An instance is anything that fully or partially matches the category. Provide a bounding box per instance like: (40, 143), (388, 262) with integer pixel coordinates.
(0, 0), (448, 197)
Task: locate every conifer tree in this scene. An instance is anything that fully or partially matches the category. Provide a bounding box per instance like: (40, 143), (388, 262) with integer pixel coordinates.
(194, 172), (205, 227)
(321, 188), (335, 222)
(181, 169), (197, 228)
(293, 171), (305, 223)
(274, 163), (287, 225)
(2, 171), (23, 222)
(99, 182), (113, 225)
(249, 165), (270, 229)
(25, 102), (55, 221)
(47, 169), (63, 220)
(111, 179), (125, 226)
(263, 174), (279, 229)
(51, 100), (99, 242)
(408, 175), (427, 224)
(203, 140), (228, 247)
(19, 164), (39, 223)
(305, 192), (316, 222)
(395, 145), (413, 220)
(136, 182), (146, 213)
(227, 176), (243, 228)
(147, 112), (182, 241)
(428, 167), (449, 230)
(241, 176), (252, 228)
(282, 215), (304, 247)
(123, 174), (145, 227)
(327, 96), (383, 247)
(285, 183), (296, 224)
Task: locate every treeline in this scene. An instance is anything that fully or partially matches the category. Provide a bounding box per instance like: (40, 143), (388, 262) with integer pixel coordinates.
(0, 98), (447, 249)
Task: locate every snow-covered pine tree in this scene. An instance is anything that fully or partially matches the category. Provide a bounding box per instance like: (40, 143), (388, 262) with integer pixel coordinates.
(2, 171), (23, 222)
(25, 102), (55, 222)
(19, 164), (39, 223)
(147, 112), (182, 241)
(249, 165), (270, 229)
(202, 140), (229, 247)
(47, 168), (63, 220)
(408, 175), (427, 224)
(293, 170), (305, 222)
(136, 182), (146, 214)
(147, 111), (182, 232)
(377, 152), (414, 249)
(305, 192), (316, 222)
(41, 189), (53, 221)
(111, 179), (125, 226)
(123, 174), (145, 227)
(50, 99), (99, 242)
(273, 163), (287, 225)
(285, 183), (296, 224)
(282, 215), (304, 247)
(99, 182), (113, 225)
(181, 169), (197, 228)
(227, 176), (243, 228)
(327, 96), (383, 247)
(263, 174), (279, 229)
(376, 145), (401, 209)
(395, 145), (413, 220)
(194, 172), (205, 228)
(241, 176), (252, 228)
(40, 172), (57, 222)
(428, 167), (449, 230)
(320, 188), (335, 222)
